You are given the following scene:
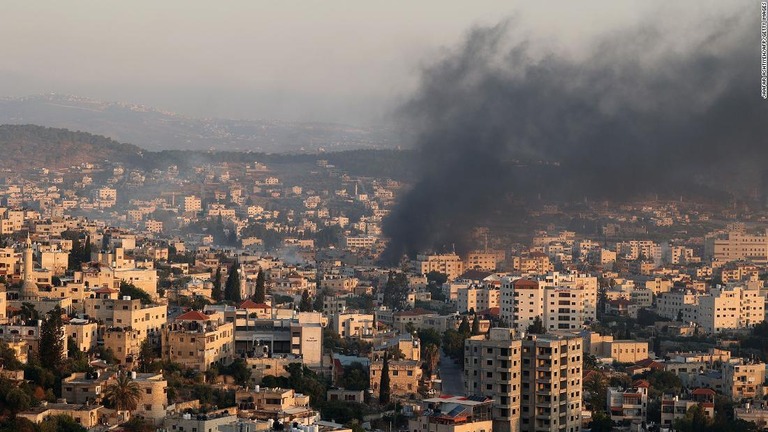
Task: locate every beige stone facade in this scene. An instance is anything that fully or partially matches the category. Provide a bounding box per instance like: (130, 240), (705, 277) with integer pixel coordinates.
(724, 360), (766, 400)
(17, 403), (101, 428)
(416, 253), (464, 280)
(163, 310), (235, 371)
(370, 359), (423, 399)
(65, 320), (99, 353)
(103, 327), (142, 364)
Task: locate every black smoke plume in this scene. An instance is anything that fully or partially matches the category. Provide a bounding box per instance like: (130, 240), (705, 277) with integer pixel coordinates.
(382, 13), (768, 263)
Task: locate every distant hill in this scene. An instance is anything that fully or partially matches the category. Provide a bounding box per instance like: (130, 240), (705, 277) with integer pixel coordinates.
(0, 124), (418, 181)
(0, 94), (394, 152)
(0, 124), (146, 171)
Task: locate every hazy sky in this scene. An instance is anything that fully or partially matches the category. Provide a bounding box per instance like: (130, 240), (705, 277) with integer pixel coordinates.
(0, 1), (745, 125)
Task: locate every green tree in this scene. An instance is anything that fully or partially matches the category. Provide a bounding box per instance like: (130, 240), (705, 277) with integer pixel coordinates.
(39, 306), (64, 370)
(211, 266), (223, 302)
(224, 359), (252, 387)
(417, 328), (442, 348)
(442, 329), (467, 360)
(423, 343), (440, 376)
(313, 288), (326, 312)
(527, 316), (545, 334)
(39, 415), (88, 432)
(0, 341), (23, 370)
(379, 354), (391, 404)
(382, 271), (409, 310)
(254, 268), (266, 303)
(224, 261), (242, 302)
(4, 387), (31, 413)
(19, 302), (39, 322)
(299, 289), (313, 312)
(673, 404), (712, 432)
(119, 281), (153, 304)
(119, 417), (156, 432)
(425, 271), (448, 285)
(471, 315), (481, 335)
(103, 371), (142, 414)
(589, 411), (613, 432)
(583, 373), (608, 413)
(458, 316), (471, 335)
(138, 338), (159, 373)
(339, 362), (369, 391)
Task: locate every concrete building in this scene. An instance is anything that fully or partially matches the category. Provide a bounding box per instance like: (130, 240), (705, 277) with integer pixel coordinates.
(500, 278), (542, 330)
(236, 387), (317, 424)
(65, 319), (98, 353)
(706, 229), (768, 264)
(17, 403), (102, 428)
(464, 250), (506, 271)
(723, 359), (766, 401)
(734, 403), (768, 430)
(163, 407), (239, 432)
(184, 195), (202, 213)
(520, 333), (583, 432)
(163, 310), (235, 371)
(409, 395), (494, 432)
(697, 285), (764, 334)
(416, 253), (464, 280)
(103, 327), (142, 364)
(464, 328), (583, 432)
(83, 297), (167, 342)
(585, 333), (649, 364)
(607, 380), (649, 425)
(332, 312), (375, 339)
(542, 287), (584, 331)
(464, 328), (522, 432)
(370, 358), (423, 399)
(540, 273), (598, 323)
(457, 285), (500, 314)
(660, 389), (715, 429)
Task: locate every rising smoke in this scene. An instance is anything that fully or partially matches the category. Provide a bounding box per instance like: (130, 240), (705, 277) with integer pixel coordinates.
(381, 13), (768, 263)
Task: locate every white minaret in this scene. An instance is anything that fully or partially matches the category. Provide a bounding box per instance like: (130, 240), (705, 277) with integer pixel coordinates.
(23, 234), (33, 280)
(20, 234), (39, 300)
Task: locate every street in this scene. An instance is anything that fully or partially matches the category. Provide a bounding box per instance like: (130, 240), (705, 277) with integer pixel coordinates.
(438, 349), (465, 396)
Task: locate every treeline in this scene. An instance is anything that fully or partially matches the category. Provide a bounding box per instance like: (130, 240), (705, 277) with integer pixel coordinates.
(0, 124), (416, 179)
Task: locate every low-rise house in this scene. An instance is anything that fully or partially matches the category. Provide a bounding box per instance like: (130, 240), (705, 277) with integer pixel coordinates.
(607, 380), (650, 425)
(660, 389), (715, 429)
(408, 395), (493, 432)
(370, 359), (422, 399)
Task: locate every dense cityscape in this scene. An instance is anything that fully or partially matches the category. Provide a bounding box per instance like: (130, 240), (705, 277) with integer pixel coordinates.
(0, 2), (765, 432)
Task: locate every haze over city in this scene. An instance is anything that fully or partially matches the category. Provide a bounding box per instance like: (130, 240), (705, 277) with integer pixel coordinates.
(0, 2), (765, 432)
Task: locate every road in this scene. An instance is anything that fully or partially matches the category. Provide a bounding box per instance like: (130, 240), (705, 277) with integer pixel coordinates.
(438, 349), (465, 396)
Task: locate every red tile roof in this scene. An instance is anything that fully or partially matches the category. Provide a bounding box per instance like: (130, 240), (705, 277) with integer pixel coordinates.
(633, 379), (650, 388)
(239, 299), (270, 309)
(94, 287), (117, 294)
(175, 310), (210, 321)
(514, 279), (539, 288)
(692, 388), (716, 396)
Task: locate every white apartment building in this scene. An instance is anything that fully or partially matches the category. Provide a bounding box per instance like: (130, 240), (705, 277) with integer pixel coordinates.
(706, 229), (768, 264)
(457, 285), (500, 314)
(655, 285), (764, 334)
(501, 273), (597, 331)
(500, 278), (542, 330)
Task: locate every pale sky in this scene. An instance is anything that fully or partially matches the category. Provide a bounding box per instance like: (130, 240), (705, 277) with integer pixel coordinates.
(0, 1), (745, 125)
